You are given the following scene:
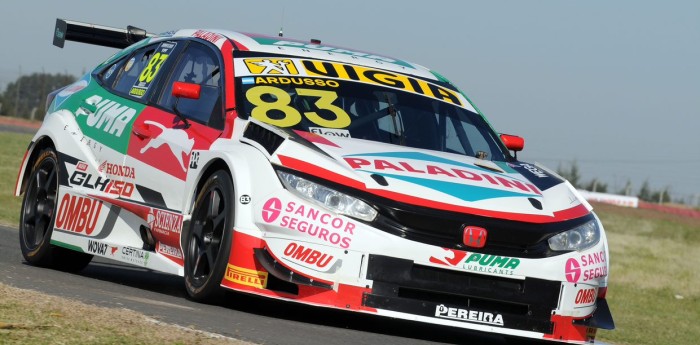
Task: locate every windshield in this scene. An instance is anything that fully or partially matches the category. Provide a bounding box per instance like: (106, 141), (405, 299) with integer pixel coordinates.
(234, 53), (510, 162)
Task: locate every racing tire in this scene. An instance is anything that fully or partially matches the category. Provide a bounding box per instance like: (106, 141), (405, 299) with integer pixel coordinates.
(183, 170), (235, 302)
(19, 148), (93, 272)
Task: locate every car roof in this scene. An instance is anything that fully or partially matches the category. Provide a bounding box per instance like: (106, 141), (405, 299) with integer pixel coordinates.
(165, 29), (440, 81)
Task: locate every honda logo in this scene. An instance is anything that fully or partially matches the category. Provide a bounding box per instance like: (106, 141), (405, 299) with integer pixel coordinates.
(463, 226), (487, 248)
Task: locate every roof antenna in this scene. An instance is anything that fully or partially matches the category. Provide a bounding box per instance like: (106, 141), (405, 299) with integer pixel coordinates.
(278, 8), (285, 37)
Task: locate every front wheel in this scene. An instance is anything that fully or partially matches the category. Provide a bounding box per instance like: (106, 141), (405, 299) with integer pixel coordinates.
(183, 170), (235, 302)
(19, 148), (92, 272)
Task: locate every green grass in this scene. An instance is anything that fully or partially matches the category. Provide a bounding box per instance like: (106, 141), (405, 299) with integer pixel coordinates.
(594, 203), (700, 345)
(1, 131), (698, 344)
(0, 132), (32, 227)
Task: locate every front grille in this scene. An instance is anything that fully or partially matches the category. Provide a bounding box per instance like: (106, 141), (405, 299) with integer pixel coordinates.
(371, 205), (594, 258)
(363, 255), (560, 334)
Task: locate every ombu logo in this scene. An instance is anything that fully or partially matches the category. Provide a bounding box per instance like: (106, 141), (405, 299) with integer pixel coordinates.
(225, 264), (268, 288)
(575, 288), (597, 305)
(463, 226), (487, 248)
(282, 242), (336, 271)
(55, 194), (102, 235)
(244, 58), (299, 75)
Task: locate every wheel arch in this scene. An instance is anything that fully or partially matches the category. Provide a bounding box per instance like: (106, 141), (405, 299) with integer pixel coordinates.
(16, 135), (56, 196)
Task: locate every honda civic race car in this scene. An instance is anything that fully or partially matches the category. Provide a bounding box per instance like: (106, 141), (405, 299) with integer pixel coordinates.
(15, 19), (613, 343)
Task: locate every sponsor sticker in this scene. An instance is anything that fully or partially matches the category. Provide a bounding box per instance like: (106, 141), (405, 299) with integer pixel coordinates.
(70, 170), (135, 197)
(565, 251), (607, 283)
(463, 253), (520, 276)
(87, 239), (109, 255)
(308, 127), (350, 138)
(98, 161), (136, 179)
(575, 287), (597, 306)
(120, 246), (150, 266)
(244, 58), (299, 75)
(343, 153), (542, 202)
(225, 264), (268, 288)
(147, 209), (183, 237)
(130, 41), (178, 98)
(54, 194), (103, 235)
(189, 152), (199, 169)
(261, 198), (355, 249)
(157, 242), (183, 259)
(281, 242), (338, 272)
(125, 57), (135, 72)
(237, 57), (462, 106)
(192, 30), (224, 45)
(434, 304), (504, 326)
(78, 95), (138, 138)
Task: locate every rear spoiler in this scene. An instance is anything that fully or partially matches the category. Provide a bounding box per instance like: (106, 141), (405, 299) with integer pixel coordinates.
(53, 18), (155, 49)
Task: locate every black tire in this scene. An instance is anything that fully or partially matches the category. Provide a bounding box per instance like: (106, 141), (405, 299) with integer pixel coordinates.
(183, 170), (235, 301)
(19, 148), (93, 272)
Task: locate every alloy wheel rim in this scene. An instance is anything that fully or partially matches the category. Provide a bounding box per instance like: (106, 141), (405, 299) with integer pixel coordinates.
(22, 158), (58, 250)
(188, 185), (226, 286)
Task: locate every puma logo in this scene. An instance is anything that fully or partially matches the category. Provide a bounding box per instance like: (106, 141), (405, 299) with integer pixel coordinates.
(140, 121), (195, 171)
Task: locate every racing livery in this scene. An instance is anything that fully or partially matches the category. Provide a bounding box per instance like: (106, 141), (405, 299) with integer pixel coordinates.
(16, 19), (614, 343)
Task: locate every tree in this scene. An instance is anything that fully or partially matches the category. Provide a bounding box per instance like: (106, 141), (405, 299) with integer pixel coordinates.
(651, 187), (671, 204)
(583, 179), (608, 193)
(638, 180), (652, 202)
(617, 179), (633, 196)
(1, 72), (76, 120)
(556, 160), (581, 188)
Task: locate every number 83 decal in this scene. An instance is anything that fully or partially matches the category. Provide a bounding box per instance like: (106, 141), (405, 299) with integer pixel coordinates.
(245, 86), (351, 128)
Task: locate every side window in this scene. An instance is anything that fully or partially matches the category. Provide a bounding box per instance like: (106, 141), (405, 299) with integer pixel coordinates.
(98, 58), (126, 87)
(111, 41), (179, 100)
(158, 42), (223, 129)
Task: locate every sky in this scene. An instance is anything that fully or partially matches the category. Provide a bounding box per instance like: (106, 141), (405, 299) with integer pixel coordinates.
(1, 0), (698, 204)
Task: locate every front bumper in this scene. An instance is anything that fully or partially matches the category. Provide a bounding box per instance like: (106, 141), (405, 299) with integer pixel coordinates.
(363, 254), (559, 334)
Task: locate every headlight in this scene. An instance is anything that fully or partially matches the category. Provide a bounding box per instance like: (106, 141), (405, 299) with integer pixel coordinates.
(277, 171), (378, 222)
(548, 219), (600, 251)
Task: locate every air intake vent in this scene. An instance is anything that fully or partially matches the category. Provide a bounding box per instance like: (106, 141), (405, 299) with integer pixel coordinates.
(243, 122), (285, 155)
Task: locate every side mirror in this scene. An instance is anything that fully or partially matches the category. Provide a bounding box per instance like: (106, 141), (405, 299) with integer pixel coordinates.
(172, 81), (201, 100)
(500, 134), (525, 152)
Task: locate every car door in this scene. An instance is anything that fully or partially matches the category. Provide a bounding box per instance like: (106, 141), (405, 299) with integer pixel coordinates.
(124, 39), (225, 214)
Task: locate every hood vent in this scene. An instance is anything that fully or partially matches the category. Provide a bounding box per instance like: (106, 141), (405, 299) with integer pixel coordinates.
(243, 122), (285, 155)
(528, 198), (543, 210)
(371, 174), (389, 186)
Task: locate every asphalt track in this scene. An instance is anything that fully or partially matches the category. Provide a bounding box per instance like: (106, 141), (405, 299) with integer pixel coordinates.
(0, 225), (566, 345)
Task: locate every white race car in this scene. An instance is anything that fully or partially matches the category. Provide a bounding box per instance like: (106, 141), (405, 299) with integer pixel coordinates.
(15, 19), (614, 343)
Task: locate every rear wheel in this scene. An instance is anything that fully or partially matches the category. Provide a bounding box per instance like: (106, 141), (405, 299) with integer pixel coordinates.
(184, 170), (234, 301)
(19, 148), (92, 272)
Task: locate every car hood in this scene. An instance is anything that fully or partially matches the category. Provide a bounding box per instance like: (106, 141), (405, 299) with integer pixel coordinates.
(262, 127), (591, 224)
